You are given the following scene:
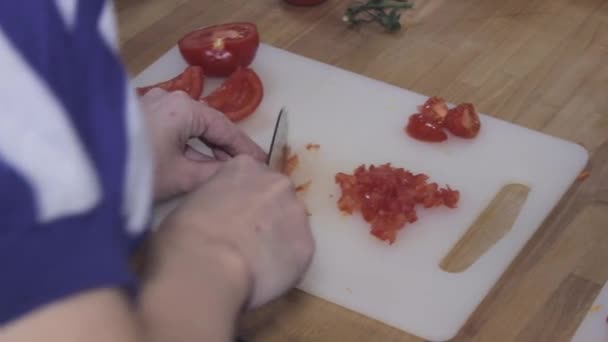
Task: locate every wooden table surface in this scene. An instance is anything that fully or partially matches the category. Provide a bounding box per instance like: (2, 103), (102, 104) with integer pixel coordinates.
(115, 0), (608, 341)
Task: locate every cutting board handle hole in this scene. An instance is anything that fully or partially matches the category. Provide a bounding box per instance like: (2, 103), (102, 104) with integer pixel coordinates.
(439, 183), (530, 273)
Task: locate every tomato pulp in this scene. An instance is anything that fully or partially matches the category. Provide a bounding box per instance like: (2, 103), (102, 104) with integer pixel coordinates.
(419, 96), (449, 126)
(178, 23), (260, 77)
(136, 66), (204, 99)
(445, 103), (481, 138)
(405, 113), (448, 142)
(203, 68), (264, 122)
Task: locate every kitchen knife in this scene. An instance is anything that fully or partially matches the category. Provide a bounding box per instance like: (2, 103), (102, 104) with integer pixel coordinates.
(266, 108), (289, 171)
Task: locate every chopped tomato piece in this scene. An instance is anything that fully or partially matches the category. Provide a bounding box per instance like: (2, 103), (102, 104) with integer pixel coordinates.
(335, 164), (459, 244)
(419, 96), (449, 126)
(178, 23), (260, 77)
(295, 180), (312, 192)
(440, 186), (460, 208)
(203, 67), (264, 122)
(282, 151), (299, 176)
(445, 103), (481, 138)
(576, 170), (590, 182)
(405, 113), (448, 142)
(137, 66), (204, 99)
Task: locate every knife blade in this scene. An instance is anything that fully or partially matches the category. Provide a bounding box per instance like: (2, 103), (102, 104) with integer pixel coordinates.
(267, 108), (289, 172)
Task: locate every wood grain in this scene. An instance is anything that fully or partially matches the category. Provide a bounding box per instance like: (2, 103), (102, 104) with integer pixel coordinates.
(115, 0), (608, 340)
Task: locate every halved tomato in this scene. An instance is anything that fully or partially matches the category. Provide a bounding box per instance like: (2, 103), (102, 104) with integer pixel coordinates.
(405, 113), (448, 142)
(445, 103), (481, 138)
(202, 68), (264, 122)
(178, 23), (260, 77)
(137, 66), (204, 99)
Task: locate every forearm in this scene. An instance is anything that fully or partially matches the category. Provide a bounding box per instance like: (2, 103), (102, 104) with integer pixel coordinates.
(1, 289), (140, 342)
(3, 245), (249, 342)
(138, 242), (250, 342)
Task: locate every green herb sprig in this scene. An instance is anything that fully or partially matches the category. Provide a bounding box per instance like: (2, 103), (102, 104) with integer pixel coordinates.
(343, 0), (414, 32)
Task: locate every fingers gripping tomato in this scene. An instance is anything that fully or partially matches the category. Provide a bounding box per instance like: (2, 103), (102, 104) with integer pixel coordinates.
(178, 23), (260, 77)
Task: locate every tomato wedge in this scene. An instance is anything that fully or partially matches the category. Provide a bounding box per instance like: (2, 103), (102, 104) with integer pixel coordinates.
(137, 66), (204, 99)
(203, 68), (264, 122)
(419, 96), (449, 126)
(405, 113), (448, 142)
(178, 23), (260, 77)
(445, 103), (481, 138)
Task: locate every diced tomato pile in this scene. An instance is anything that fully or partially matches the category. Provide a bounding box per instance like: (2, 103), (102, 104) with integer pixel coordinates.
(335, 164), (459, 244)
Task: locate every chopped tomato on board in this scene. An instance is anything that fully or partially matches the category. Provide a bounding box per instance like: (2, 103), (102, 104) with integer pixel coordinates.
(419, 96), (449, 126)
(576, 170), (590, 182)
(405, 113), (448, 142)
(282, 151), (299, 176)
(335, 164), (459, 244)
(295, 180), (312, 193)
(444, 103), (481, 139)
(136, 66), (204, 99)
(305, 143), (321, 151)
(202, 68), (264, 122)
(178, 23), (260, 77)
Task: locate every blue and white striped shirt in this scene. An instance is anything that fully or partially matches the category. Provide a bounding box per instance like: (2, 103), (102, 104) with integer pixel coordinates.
(0, 0), (152, 322)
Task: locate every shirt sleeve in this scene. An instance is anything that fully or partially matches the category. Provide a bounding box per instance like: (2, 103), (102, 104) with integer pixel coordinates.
(0, 0), (152, 324)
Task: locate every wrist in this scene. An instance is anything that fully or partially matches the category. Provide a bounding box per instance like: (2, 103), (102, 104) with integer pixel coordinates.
(138, 238), (251, 341)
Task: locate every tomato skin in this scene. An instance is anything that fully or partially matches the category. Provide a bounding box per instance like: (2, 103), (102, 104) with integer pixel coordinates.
(178, 23), (260, 77)
(136, 66), (204, 99)
(419, 96), (449, 126)
(445, 103), (481, 138)
(405, 113), (448, 142)
(203, 68), (264, 122)
(284, 0), (327, 5)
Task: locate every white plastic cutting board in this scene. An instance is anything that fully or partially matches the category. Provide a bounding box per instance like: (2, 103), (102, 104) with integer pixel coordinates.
(133, 44), (588, 341)
(571, 281), (608, 342)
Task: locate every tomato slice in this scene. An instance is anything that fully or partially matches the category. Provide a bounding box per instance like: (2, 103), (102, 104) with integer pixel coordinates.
(178, 23), (260, 77)
(405, 113), (448, 142)
(137, 66), (204, 99)
(445, 103), (481, 138)
(419, 96), (449, 126)
(203, 68), (264, 122)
